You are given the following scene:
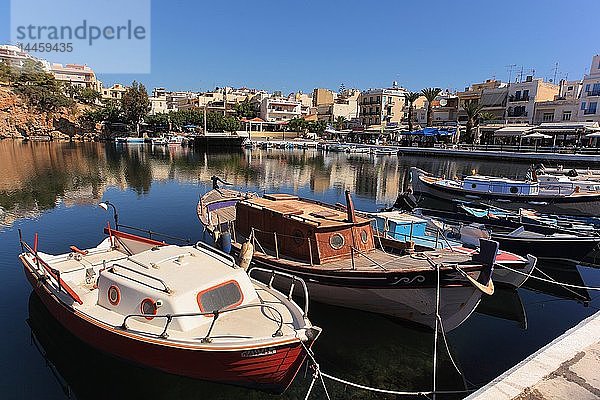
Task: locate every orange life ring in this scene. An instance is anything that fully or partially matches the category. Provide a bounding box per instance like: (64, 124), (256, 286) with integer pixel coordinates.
(108, 285), (121, 306)
(141, 298), (157, 320)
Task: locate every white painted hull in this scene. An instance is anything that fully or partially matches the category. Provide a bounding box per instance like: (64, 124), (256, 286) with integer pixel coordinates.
(305, 282), (483, 332)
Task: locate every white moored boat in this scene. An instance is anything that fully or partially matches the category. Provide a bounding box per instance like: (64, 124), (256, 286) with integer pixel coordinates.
(18, 216), (320, 393)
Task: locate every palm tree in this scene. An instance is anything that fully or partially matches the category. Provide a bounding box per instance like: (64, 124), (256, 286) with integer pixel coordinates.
(463, 102), (484, 144)
(335, 116), (347, 130)
(479, 111), (496, 123)
(403, 92), (421, 132)
(421, 88), (442, 127)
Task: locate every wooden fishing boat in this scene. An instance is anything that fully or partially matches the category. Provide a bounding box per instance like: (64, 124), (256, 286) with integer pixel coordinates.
(18, 223), (320, 394)
(408, 206), (600, 266)
(409, 167), (600, 217)
(198, 188), (498, 332)
(365, 210), (537, 288)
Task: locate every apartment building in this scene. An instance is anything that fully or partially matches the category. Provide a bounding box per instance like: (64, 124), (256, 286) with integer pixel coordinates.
(0, 44), (50, 70)
(101, 83), (127, 101)
(259, 96), (302, 122)
(50, 63), (101, 91)
(358, 84), (407, 127)
(505, 76), (558, 124)
(457, 79), (508, 122)
(415, 91), (459, 126)
(578, 55), (600, 123)
(533, 80), (582, 124)
(149, 87), (167, 115)
(316, 89), (360, 123)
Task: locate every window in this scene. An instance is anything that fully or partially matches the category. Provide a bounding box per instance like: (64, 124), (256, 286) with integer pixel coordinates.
(542, 112), (554, 122)
(360, 230), (368, 244)
(568, 86), (573, 90)
(197, 281), (243, 312)
(376, 96), (380, 102)
(589, 102), (597, 114)
(523, 89), (529, 99)
(585, 84), (591, 92)
(562, 111), (571, 121)
(329, 233), (345, 250)
(593, 83), (600, 95)
(515, 90), (521, 100)
(581, 102), (587, 110)
(370, 96), (373, 103)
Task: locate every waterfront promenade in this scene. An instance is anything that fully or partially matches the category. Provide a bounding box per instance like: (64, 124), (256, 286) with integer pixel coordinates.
(467, 310), (600, 399)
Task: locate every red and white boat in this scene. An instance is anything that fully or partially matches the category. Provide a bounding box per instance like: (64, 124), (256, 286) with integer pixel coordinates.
(18, 224), (320, 394)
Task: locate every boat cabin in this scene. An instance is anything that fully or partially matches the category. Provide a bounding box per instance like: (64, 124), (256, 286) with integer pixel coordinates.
(235, 194), (375, 265)
(463, 176), (540, 195)
(96, 244), (257, 332)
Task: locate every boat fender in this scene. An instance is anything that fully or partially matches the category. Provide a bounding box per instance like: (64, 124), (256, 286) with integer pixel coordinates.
(219, 232), (232, 254)
(238, 240), (254, 271)
(574, 186), (580, 193)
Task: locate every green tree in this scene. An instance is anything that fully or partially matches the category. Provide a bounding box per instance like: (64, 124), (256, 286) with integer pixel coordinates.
(145, 112), (170, 132)
(403, 91), (422, 132)
(421, 87), (441, 127)
(78, 87), (101, 105)
(462, 101), (484, 144)
(288, 118), (307, 133)
(308, 120), (327, 135)
(335, 116), (347, 130)
(121, 81), (150, 136)
(479, 111), (496, 123)
(233, 98), (257, 118)
(0, 60), (15, 84)
(13, 59), (74, 111)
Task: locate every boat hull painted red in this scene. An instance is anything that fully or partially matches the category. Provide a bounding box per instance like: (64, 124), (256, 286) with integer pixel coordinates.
(21, 258), (310, 394)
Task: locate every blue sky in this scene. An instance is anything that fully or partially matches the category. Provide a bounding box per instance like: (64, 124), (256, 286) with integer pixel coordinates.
(1, 0), (599, 93)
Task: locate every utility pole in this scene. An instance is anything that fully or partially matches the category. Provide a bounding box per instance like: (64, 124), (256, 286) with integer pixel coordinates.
(518, 65), (524, 83)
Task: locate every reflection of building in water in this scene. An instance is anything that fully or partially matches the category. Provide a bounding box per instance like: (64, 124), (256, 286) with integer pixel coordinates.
(0, 142), (404, 228)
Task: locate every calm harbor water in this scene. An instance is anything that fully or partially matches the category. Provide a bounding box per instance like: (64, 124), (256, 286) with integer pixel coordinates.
(0, 140), (598, 399)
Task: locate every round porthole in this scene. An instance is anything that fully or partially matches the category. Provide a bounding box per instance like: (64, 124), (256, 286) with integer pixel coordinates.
(141, 298), (157, 320)
(360, 230), (368, 244)
(108, 285), (120, 306)
(471, 183), (477, 189)
(292, 229), (304, 245)
(330, 233), (345, 250)
(510, 186), (519, 194)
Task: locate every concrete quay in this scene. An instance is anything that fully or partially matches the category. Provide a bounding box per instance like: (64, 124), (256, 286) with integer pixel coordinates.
(396, 146), (600, 165)
(466, 310), (600, 400)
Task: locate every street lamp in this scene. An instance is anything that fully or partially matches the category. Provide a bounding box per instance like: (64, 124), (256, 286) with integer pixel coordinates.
(98, 201), (119, 228)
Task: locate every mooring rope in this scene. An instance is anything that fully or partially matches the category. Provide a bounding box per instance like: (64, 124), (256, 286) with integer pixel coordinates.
(499, 264), (600, 291)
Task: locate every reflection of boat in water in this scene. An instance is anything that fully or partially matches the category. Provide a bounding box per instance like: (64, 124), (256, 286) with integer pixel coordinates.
(522, 259), (592, 304)
(476, 287), (527, 329)
(116, 137), (146, 144)
(198, 186), (498, 332)
(19, 221), (320, 393)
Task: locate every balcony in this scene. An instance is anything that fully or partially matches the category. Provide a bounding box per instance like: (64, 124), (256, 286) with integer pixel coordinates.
(586, 91), (600, 97)
(507, 111), (528, 117)
(508, 95), (530, 102)
(584, 109), (597, 115)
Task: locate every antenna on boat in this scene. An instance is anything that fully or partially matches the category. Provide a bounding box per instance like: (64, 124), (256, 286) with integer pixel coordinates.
(98, 201), (119, 228)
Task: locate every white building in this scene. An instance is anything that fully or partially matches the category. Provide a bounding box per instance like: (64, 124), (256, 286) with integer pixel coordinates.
(259, 97), (302, 122)
(358, 84), (407, 127)
(578, 55), (600, 123)
(149, 87), (168, 115)
(50, 63), (101, 91)
(0, 44), (50, 70)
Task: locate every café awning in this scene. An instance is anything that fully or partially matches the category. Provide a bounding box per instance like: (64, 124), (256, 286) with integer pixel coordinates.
(493, 126), (534, 137)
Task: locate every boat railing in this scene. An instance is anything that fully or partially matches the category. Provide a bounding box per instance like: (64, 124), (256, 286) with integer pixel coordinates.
(18, 230), (84, 305)
(248, 267), (310, 318)
(194, 240), (238, 268)
(109, 263), (173, 294)
(116, 223), (192, 245)
(121, 303), (285, 341)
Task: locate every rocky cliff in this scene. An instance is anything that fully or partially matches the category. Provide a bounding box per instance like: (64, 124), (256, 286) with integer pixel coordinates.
(0, 85), (96, 140)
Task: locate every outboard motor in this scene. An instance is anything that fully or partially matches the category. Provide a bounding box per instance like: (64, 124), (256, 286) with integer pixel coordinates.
(394, 191), (418, 211)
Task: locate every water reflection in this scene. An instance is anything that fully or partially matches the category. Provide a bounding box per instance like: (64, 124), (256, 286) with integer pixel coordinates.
(0, 141), (533, 229)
